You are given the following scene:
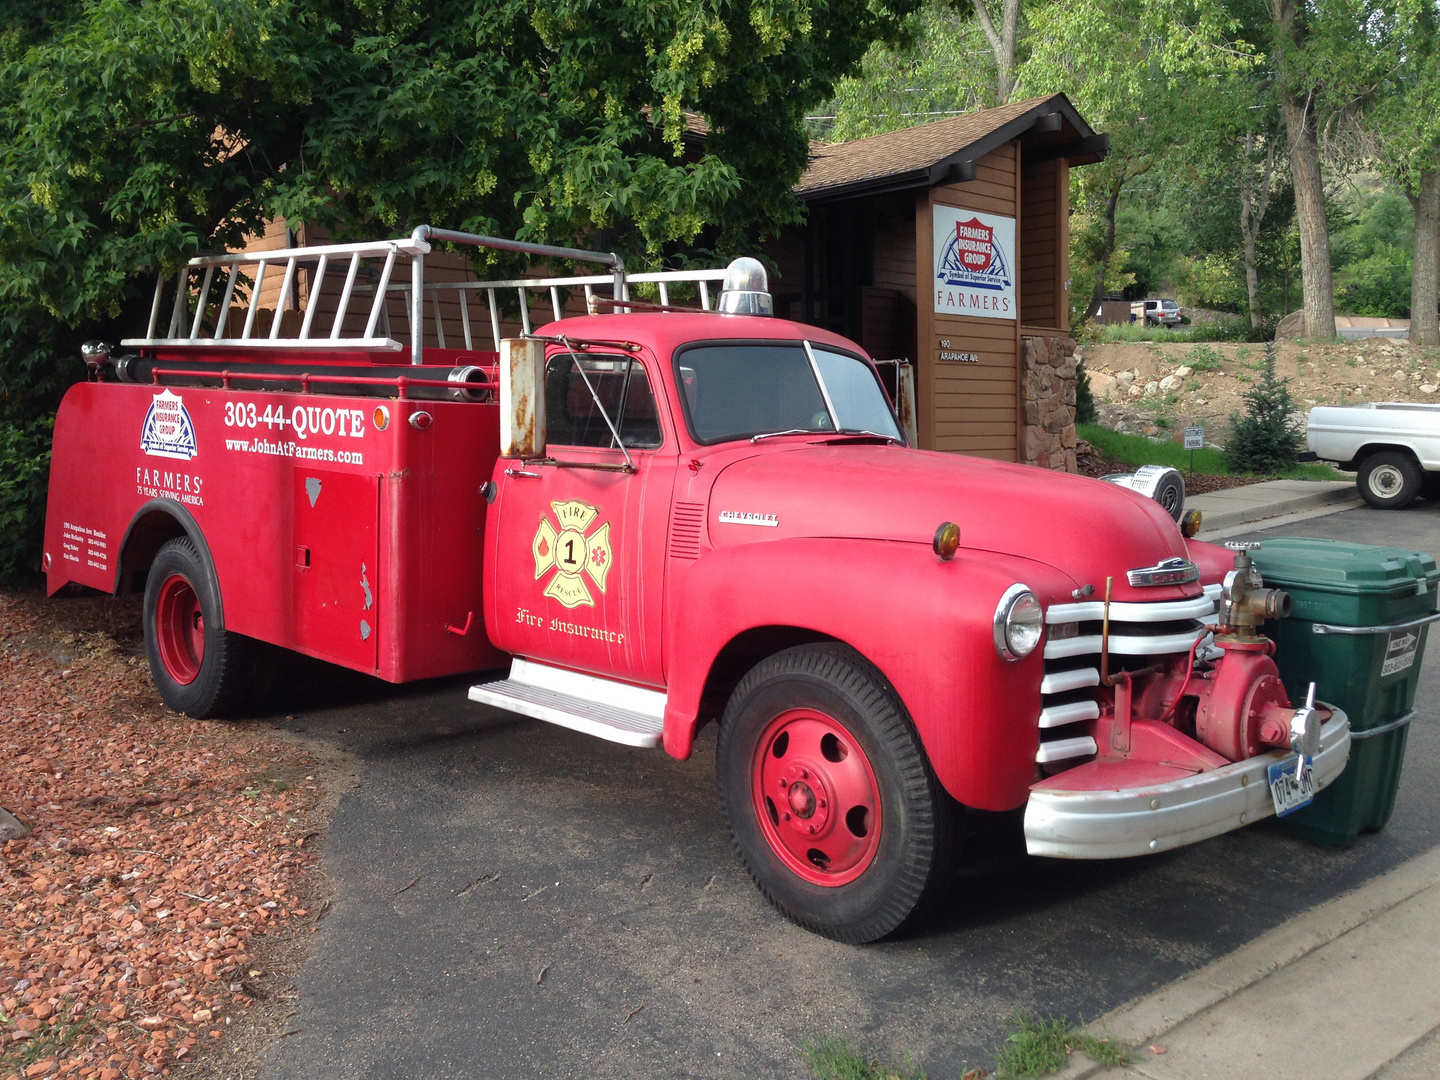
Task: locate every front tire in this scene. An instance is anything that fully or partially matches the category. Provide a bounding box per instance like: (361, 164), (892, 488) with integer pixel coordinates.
(1357, 451), (1421, 510)
(143, 537), (252, 718)
(717, 644), (955, 943)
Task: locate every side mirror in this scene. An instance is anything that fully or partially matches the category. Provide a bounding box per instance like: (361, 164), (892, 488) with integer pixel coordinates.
(500, 338), (546, 459)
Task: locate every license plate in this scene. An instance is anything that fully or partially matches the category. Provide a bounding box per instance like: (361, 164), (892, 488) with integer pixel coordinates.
(1268, 755), (1315, 817)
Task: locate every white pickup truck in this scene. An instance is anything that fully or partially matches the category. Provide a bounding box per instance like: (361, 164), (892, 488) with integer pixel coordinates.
(1307, 403), (1440, 509)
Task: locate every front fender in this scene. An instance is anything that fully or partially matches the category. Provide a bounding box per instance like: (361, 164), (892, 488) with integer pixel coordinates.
(663, 537), (1074, 812)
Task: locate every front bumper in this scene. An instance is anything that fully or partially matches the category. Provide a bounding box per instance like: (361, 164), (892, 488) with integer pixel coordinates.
(1023, 708), (1350, 859)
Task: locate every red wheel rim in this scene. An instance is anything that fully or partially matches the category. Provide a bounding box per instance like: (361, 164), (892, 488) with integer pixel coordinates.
(155, 573), (204, 685)
(750, 709), (882, 887)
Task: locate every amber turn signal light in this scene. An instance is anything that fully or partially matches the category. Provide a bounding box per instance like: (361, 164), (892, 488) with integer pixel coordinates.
(1180, 508), (1203, 538)
(933, 521), (961, 561)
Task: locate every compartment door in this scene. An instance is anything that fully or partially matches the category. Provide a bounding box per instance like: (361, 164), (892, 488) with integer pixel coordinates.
(293, 470), (379, 670)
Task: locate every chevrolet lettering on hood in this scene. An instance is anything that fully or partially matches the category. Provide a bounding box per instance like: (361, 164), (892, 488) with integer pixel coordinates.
(718, 510), (779, 527)
(1128, 557), (1201, 587)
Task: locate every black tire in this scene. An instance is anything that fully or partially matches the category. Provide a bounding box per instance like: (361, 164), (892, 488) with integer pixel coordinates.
(716, 644), (956, 943)
(1357, 451), (1422, 510)
(143, 537), (252, 718)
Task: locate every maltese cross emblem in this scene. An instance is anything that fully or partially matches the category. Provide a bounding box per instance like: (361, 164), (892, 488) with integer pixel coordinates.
(532, 500), (613, 609)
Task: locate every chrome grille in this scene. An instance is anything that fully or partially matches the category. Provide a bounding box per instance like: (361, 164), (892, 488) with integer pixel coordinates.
(1036, 592), (1220, 768)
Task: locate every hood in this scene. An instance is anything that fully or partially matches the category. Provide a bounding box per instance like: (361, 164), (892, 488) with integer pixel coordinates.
(707, 444), (1198, 602)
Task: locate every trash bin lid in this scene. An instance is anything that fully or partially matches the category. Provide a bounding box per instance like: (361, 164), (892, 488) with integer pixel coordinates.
(1251, 537), (1439, 598)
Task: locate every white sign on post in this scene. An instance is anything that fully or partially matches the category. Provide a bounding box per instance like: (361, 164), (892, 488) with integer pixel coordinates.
(1184, 426), (1205, 450)
(933, 206), (1016, 320)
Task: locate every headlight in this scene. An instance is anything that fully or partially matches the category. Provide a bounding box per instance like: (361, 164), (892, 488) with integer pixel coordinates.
(994, 584), (1043, 661)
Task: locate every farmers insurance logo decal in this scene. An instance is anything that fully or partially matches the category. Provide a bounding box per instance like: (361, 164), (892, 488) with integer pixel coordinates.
(533, 500), (613, 609)
(140, 389), (198, 460)
(933, 206), (1016, 320)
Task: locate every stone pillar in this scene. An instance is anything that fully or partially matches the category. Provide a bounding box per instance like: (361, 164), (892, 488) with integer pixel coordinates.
(1020, 334), (1078, 473)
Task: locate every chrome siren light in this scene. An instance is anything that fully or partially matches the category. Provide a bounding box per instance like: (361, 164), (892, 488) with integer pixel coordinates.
(717, 257), (773, 316)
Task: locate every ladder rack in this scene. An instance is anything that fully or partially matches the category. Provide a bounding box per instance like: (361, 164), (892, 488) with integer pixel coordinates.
(122, 226), (728, 364)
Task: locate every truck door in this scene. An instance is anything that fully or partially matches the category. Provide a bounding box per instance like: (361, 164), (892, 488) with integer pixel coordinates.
(489, 349), (675, 687)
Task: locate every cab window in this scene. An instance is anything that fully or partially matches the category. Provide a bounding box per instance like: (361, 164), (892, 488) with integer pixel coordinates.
(544, 353), (663, 449)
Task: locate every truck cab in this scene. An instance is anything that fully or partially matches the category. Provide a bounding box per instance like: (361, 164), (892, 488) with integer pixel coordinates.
(45, 228), (1350, 943)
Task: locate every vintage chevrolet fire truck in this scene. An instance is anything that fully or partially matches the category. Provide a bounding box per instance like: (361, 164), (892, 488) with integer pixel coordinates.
(45, 228), (1351, 942)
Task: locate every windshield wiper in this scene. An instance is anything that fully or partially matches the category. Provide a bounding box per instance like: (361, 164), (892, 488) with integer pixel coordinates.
(749, 428), (816, 443)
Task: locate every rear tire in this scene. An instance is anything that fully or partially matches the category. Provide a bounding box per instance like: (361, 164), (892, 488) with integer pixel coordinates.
(143, 537), (252, 718)
(716, 644), (956, 943)
(1357, 451), (1421, 510)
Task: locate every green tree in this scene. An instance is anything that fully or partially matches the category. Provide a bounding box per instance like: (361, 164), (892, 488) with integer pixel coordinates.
(1310, 0), (1440, 345)
(1224, 340), (1301, 472)
(1, 0), (921, 416)
(824, 4), (998, 139)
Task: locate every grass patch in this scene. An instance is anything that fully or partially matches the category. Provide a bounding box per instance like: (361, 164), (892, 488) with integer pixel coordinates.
(9, 1003), (95, 1069)
(1184, 344), (1225, 372)
(802, 1037), (928, 1080)
(1093, 319), (1266, 344)
(1079, 424), (1344, 480)
(994, 1015), (1129, 1079)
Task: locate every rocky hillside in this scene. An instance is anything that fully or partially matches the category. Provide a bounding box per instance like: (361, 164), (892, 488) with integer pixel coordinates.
(1080, 335), (1440, 443)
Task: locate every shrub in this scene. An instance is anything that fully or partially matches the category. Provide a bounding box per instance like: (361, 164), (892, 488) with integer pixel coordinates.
(1184, 344), (1225, 372)
(0, 414), (54, 585)
(1224, 341), (1302, 474)
(1075, 358), (1098, 425)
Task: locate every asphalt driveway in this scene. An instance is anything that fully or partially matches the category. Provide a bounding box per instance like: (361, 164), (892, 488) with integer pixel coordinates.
(256, 500), (1440, 1079)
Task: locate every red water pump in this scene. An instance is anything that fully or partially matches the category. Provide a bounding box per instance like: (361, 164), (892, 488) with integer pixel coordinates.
(1105, 543), (1324, 771)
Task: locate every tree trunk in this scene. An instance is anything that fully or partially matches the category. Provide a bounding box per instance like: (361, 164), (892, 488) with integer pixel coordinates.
(973, 0), (1021, 102)
(1279, 91), (1336, 340)
(1409, 167), (1439, 348)
(1237, 136), (1275, 330)
(1086, 187), (1121, 322)
(1272, 0), (1335, 341)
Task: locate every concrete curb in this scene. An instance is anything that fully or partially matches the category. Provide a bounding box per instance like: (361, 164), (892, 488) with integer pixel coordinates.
(1188, 479), (1359, 537)
(1196, 496), (1365, 541)
(1048, 845), (1440, 1080)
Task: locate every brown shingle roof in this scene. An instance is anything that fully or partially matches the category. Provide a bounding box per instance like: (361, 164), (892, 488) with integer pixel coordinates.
(797, 93), (1100, 199)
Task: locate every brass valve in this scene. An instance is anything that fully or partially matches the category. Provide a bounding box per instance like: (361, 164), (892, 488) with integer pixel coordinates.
(1217, 542), (1292, 643)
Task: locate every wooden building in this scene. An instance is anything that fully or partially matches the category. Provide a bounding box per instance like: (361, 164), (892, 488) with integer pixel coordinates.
(765, 94), (1107, 470)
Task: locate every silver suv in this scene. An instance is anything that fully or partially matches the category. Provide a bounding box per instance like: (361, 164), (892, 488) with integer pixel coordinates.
(1134, 298), (1182, 327)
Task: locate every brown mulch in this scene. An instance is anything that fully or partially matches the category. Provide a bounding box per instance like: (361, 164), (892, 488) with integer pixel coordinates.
(1077, 449), (1263, 496)
(1, 587), (339, 1080)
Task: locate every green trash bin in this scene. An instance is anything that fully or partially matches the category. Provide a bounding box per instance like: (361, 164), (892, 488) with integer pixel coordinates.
(1250, 538), (1440, 848)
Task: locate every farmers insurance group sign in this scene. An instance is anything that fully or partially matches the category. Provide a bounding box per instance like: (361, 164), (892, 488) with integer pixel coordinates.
(933, 206), (1017, 320)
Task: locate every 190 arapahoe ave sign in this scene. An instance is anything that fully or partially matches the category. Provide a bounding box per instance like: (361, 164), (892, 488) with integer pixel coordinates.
(933, 206), (1017, 320)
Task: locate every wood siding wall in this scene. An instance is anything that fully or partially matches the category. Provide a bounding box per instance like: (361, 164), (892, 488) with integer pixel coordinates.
(1019, 158), (1069, 331)
(917, 143), (1020, 460)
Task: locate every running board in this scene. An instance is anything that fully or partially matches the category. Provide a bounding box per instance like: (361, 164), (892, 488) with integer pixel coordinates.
(468, 659), (666, 748)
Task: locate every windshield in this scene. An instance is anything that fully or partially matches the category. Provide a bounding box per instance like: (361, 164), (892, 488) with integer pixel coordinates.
(675, 342), (903, 445)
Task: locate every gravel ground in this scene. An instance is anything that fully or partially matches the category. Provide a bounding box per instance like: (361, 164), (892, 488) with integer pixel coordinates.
(0, 587), (350, 1080)
(1080, 334), (1440, 442)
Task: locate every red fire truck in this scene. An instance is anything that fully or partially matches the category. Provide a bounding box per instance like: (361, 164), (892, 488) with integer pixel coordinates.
(45, 227), (1350, 942)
